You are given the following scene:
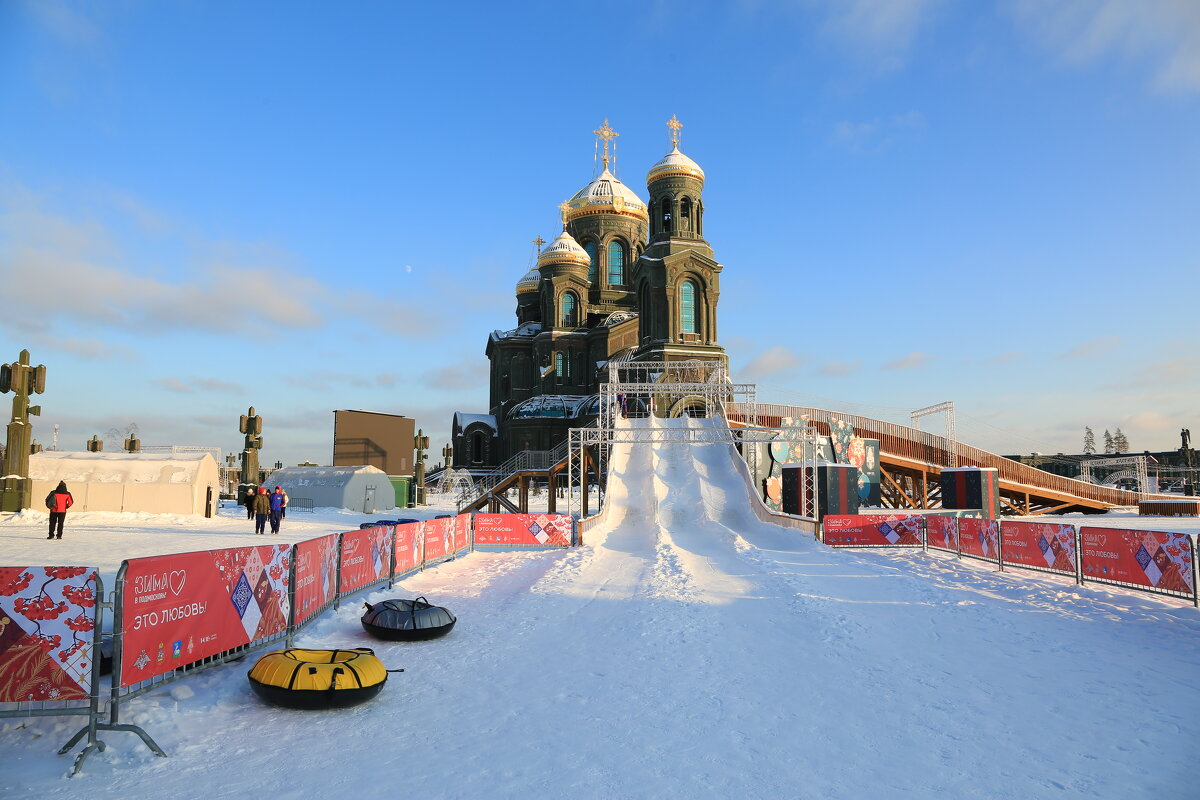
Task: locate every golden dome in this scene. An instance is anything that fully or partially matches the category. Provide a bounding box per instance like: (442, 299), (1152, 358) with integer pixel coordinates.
(566, 166), (648, 222)
(537, 230), (590, 269)
(647, 145), (705, 184)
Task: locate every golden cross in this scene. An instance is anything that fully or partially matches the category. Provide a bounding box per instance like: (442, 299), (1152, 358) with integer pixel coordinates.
(557, 201), (570, 226)
(533, 235), (545, 248)
(593, 118), (619, 167)
(667, 115), (683, 148)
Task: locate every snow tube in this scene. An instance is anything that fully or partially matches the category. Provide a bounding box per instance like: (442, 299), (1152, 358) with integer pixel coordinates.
(247, 648), (389, 709)
(361, 597), (456, 641)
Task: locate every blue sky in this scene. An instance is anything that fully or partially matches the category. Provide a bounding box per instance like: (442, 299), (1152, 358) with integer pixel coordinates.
(1, 0), (1197, 465)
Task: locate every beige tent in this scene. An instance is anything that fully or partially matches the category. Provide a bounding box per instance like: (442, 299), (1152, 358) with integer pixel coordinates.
(29, 451), (220, 515)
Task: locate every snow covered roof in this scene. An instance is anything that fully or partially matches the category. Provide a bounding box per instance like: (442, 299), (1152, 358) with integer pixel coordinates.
(491, 321), (542, 341)
(454, 412), (498, 433)
(29, 451), (217, 484)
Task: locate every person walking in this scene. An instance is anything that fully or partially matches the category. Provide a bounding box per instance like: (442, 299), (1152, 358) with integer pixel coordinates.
(45, 480), (74, 540)
(269, 486), (285, 534)
(252, 487), (271, 535)
(276, 485), (289, 519)
(243, 486), (257, 520)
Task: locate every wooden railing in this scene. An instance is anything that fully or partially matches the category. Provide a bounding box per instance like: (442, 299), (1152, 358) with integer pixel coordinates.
(727, 402), (1150, 507)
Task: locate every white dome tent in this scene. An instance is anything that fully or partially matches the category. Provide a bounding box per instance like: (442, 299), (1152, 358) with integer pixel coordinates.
(270, 465), (396, 514)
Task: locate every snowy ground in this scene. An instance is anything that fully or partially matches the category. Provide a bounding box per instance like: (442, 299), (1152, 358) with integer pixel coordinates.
(2, 421), (1198, 798)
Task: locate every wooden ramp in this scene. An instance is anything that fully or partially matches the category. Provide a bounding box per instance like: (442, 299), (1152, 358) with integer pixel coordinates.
(729, 404), (1162, 515)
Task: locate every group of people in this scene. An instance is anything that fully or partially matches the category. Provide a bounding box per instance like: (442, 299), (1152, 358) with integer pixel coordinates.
(245, 485), (288, 534)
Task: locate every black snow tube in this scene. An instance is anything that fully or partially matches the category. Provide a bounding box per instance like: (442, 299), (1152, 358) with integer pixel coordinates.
(361, 597), (456, 641)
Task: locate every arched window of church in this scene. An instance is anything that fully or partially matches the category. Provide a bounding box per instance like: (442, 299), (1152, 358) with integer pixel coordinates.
(561, 292), (578, 328)
(681, 279), (698, 335)
(471, 432), (484, 464)
(584, 241), (598, 282)
(661, 198), (673, 233)
(607, 241), (625, 286)
(680, 197), (692, 230)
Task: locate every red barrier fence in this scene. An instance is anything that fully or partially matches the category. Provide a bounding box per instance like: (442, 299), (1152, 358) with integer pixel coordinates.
(338, 525), (392, 597)
(119, 545), (291, 686)
(1079, 526), (1195, 600)
(0, 566), (98, 702)
(925, 517), (959, 554)
(2, 510), (579, 774)
(1001, 521), (1077, 577)
(819, 515), (1199, 609)
(822, 515), (923, 547)
(293, 534), (338, 627)
(472, 513), (577, 548)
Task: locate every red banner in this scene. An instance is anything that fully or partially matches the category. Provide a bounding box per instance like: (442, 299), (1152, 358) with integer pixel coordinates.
(339, 526), (392, 596)
(926, 517), (959, 552)
(1080, 527), (1196, 596)
(959, 518), (999, 561)
(822, 515), (923, 547)
(1001, 521), (1077, 575)
(120, 545), (290, 686)
(473, 513), (574, 547)
(0, 566), (97, 701)
(394, 521), (424, 576)
(453, 514), (471, 554)
(293, 534), (338, 626)
(423, 517), (452, 563)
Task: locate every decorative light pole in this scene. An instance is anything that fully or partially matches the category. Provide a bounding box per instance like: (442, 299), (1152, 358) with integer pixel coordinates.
(0, 349), (45, 511)
(86, 435), (103, 452)
(239, 406), (263, 498)
(442, 442), (454, 470)
(123, 432), (141, 453)
(414, 428), (430, 505)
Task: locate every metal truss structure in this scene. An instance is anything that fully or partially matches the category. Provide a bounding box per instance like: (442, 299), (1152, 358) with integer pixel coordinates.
(911, 401), (956, 468)
(1079, 455), (1151, 493)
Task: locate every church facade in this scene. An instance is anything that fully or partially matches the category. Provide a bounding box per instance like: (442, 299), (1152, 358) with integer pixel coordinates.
(452, 119), (727, 470)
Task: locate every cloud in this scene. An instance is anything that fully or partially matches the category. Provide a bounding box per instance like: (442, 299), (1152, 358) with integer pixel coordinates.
(154, 378), (193, 393)
(884, 351), (935, 371)
(423, 362), (483, 391)
(25, 0), (103, 46)
(193, 378), (245, 393)
(24, 334), (138, 362)
(818, 360), (861, 376)
(805, 0), (945, 68)
(284, 372), (402, 392)
(1058, 335), (1121, 360)
(740, 346), (807, 380)
(830, 111), (925, 154)
(986, 351), (1026, 365)
(1008, 0), (1200, 93)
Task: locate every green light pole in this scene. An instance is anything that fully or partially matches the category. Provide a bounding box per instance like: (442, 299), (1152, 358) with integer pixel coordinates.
(0, 349), (46, 512)
(414, 428), (430, 505)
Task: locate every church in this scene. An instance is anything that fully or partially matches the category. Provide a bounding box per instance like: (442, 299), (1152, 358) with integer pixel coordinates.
(452, 119), (727, 470)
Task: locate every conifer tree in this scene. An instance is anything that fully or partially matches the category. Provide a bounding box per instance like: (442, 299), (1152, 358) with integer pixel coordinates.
(1083, 427), (1096, 454)
(1103, 429), (1114, 454)
(1113, 428), (1129, 454)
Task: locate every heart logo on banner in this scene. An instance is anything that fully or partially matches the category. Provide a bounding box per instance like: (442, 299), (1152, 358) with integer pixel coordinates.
(169, 570), (187, 596)
(344, 540), (359, 555)
(1094, 534), (1107, 547)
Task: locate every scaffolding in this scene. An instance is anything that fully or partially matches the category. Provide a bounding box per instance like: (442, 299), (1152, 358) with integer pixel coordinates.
(567, 360), (819, 520)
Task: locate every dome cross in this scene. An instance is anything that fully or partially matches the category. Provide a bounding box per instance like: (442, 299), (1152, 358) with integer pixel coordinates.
(593, 119), (619, 168)
(667, 114), (683, 148)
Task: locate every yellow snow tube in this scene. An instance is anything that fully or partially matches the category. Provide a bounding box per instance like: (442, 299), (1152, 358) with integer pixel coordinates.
(248, 648), (388, 709)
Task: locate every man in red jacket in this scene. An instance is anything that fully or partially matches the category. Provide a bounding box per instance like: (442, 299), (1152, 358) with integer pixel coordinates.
(45, 480), (74, 539)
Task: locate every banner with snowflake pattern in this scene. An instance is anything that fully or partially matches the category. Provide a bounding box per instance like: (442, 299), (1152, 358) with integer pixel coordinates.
(0, 566), (97, 702)
(472, 513), (573, 548)
(959, 518), (1000, 562)
(120, 545), (290, 686)
(423, 517), (453, 564)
